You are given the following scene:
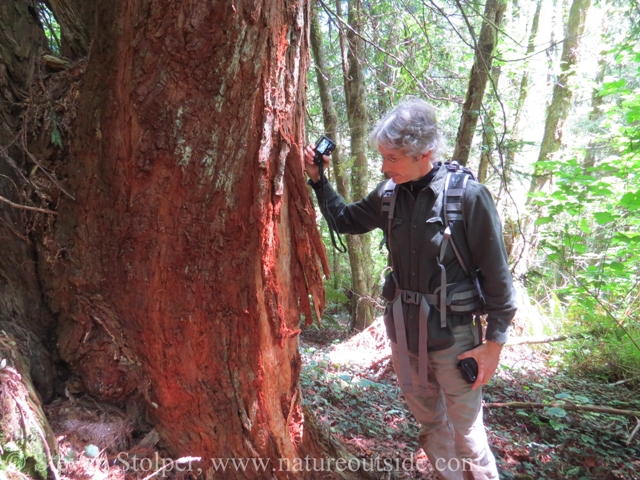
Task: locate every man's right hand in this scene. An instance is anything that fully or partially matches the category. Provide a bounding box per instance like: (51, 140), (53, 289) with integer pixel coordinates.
(303, 144), (331, 183)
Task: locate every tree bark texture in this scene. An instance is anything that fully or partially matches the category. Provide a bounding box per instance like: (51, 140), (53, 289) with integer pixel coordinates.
(45, 0), (91, 58)
(529, 0), (591, 196)
(478, 66), (502, 184)
(36, 0), (331, 473)
(310, 2), (348, 294)
(0, 1), (60, 476)
(310, 1), (349, 200)
(342, 0), (374, 331)
(452, 0), (506, 166)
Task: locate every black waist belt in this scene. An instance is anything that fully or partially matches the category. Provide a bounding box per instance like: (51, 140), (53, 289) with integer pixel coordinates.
(392, 283), (481, 396)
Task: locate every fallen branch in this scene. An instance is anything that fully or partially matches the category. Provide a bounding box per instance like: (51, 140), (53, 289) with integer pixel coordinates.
(506, 329), (605, 346)
(0, 194), (57, 215)
(485, 401), (640, 418)
(609, 374), (640, 386)
(506, 334), (568, 345)
(627, 418), (640, 445)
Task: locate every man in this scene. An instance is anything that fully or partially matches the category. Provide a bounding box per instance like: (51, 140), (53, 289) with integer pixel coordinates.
(303, 98), (517, 480)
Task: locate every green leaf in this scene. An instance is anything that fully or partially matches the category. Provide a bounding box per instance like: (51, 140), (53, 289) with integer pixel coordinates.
(614, 232), (640, 243)
(555, 392), (571, 399)
(627, 105), (640, 123)
(84, 444), (100, 458)
(620, 191), (640, 209)
(573, 243), (586, 254)
(547, 407), (567, 417)
(593, 212), (616, 225)
(607, 262), (625, 272)
(535, 217), (554, 226)
(51, 126), (63, 148)
(600, 78), (626, 96)
(549, 419), (565, 430)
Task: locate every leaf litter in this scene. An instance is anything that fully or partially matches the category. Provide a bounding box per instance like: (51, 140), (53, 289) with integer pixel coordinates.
(300, 317), (640, 480)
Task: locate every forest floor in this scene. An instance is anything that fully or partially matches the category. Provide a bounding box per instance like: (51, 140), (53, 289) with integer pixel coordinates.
(299, 315), (640, 480)
(22, 315), (640, 480)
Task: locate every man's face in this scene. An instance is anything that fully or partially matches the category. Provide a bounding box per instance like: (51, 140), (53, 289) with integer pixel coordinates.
(379, 145), (433, 184)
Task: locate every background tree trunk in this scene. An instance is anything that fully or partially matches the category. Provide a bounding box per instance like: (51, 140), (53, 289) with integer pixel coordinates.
(45, 0), (90, 58)
(528, 0), (591, 196)
(452, 0), (506, 166)
(339, 0), (374, 331)
(32, 0), (334, 474)
(310, 1), (349, 295)
(478, 65), (502, 184)
(500, 0), (542, 202)
(311, 1), (348, 199)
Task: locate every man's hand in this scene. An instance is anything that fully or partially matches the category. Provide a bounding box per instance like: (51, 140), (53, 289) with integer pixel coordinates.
(303, 144), (331, 183)
(457, 340), (503, 390)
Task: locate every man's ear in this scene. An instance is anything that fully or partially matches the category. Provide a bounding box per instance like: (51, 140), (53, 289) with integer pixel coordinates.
(419, 150), (433, 163)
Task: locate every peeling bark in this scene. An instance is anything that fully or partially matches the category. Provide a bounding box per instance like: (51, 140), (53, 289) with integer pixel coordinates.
(33, 0), (330, 474)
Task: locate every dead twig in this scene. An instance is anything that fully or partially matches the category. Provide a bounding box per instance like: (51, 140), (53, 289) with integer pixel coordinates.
(0, 194), (57, 215)
(21, 132), (75, 201)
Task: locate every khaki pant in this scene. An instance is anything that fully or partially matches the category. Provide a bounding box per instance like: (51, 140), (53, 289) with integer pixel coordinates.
(390, 324), (499, 480)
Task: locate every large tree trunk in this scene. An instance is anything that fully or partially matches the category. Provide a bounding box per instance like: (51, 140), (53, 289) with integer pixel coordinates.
(0, 1), (60, 477)
(528, 0), (591, 196)
(24, 0), (348, 475)
(452, 0), (506, 166)
(340, 0), (374, 331)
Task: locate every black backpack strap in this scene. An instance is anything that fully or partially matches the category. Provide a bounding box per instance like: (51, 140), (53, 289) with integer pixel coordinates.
(439, 162), (486, 326)
(443, 164), (472, 277)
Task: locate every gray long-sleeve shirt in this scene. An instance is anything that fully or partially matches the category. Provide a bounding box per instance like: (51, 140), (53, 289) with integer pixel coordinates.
(310, 164), (517, 353)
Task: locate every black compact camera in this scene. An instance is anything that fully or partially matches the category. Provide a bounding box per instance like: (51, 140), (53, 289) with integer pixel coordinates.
(314, 135), (336, 166)
(457, 357), (478, 384)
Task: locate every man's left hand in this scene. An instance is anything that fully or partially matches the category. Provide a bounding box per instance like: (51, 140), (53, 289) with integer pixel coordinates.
(457, 340), (503, 390)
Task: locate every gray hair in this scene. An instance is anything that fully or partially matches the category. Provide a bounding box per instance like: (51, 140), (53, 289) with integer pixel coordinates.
(370, 98), (445, 161)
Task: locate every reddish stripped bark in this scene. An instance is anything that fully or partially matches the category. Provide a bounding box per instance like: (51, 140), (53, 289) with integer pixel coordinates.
(38, 0), (329, 474)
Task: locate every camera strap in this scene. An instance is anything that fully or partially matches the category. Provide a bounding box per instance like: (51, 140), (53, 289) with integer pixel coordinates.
(318, 163), (347, 253)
